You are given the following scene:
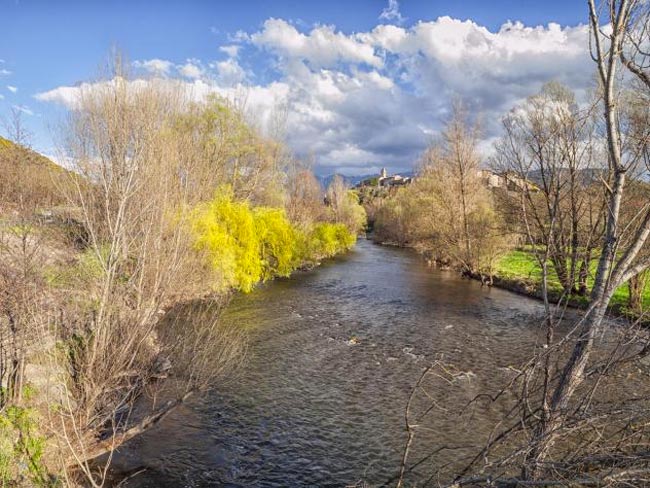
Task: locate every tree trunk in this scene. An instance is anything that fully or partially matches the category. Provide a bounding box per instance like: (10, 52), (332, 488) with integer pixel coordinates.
(576, 252), (591, 296)
(551, 252), (571, 295)
(524, 299), (609, 478)
(628, 272), (647, 313)
(72, 391), (195, 465)
(7, 311), (23, 402)
(526, 167), (627, 478)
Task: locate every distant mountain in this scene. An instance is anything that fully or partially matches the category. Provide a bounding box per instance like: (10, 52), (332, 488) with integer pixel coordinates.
(317, 173), (372, 188)
(526, 168), (607, 187)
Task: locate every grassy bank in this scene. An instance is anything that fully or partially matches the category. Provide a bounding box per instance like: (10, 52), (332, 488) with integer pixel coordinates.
(493, 249), (650, 314)
(374, 237), (649, 318)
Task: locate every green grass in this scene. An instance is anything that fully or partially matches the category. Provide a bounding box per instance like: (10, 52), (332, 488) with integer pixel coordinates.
(43, 247), (104, 288)
(497, 250), (553, 283)
(495, 249), (650, 311)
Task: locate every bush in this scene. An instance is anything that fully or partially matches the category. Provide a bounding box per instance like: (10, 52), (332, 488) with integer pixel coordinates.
(253, 207), (303, 279)
(308, 223), (356, 259)
(0, 398), (49, 485)
(190, 188), (358, 292)
(190, 188), (263, 292)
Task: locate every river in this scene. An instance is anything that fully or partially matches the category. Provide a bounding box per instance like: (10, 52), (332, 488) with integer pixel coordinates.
(112, 239), (549, 487)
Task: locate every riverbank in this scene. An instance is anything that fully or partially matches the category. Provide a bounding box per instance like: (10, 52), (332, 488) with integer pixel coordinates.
(372, 238), (648, 322)
(0, 202), (363, 483)
(492, 249), (650, 316)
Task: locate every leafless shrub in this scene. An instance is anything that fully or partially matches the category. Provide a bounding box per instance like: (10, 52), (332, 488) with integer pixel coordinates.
(37, 59), (251, 486)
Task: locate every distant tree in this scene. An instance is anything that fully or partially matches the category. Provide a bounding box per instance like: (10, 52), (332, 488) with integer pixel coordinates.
(493, 81), (606, 296)
(325, 175), (367, 235)
(284, 162), (324, 230)
(376, 102), (509, 278)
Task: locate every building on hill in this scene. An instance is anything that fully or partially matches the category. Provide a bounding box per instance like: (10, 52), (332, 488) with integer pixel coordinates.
(477, 169), (503, 189)
(354, 167), (533, 193)
(368, 168), (412, 188)
(355, 167), (412, 188)
(379, 173), (412, 187)
(477, 169), (539, 193)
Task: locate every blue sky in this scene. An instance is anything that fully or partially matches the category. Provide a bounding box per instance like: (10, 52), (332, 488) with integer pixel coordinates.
(1, 0), (592, 175)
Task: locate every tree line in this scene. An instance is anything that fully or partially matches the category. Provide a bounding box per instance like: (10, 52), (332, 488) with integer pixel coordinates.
(373, 79), (650, 312)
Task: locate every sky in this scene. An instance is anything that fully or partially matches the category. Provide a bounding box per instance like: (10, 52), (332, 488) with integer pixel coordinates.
(1, 0), (592, 175)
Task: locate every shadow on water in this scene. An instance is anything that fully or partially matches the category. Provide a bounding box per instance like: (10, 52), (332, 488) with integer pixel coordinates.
(111, 239), (547, 487)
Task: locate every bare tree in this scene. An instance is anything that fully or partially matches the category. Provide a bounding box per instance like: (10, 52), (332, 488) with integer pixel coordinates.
(326, 175), (367, 234)
(525, 0), (650, 474)
(284, 159), (324, 230)
(494, 82), (606, 297)
(46, 61), (248, 486)
(0, 109), (43, 406)
(2, 106), (33, 148)
(174, 94), (287, 207)
(376, 102), (509, 278)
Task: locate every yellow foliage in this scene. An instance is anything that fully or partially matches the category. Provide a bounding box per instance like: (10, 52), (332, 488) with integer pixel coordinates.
(191, 187), (261, 292)
(190, 187), (358, 292)
(253, 206), (303, 280)
(309, 223), (357, 258)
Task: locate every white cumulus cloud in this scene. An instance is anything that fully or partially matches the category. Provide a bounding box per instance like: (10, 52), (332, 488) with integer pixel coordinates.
(219, 45), (240, 58)
(178, 60), (204, 79)
(244, 16), (591, 172)
(35, 15), (594, 175)
(379, 0), (405, 25)
(251, 18), (383, 68)
(133, 58), (174, 76)
(212, 58), (247, 86)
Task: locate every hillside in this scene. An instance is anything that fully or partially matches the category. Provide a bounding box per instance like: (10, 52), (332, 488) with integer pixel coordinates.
(0, 136), (68, 210)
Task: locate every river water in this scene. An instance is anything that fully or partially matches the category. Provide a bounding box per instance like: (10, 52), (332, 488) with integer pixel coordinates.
(113, 239), (549, 487)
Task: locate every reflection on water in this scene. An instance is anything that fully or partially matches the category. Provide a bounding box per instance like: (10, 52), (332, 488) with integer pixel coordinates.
(113, 239), (547, 487)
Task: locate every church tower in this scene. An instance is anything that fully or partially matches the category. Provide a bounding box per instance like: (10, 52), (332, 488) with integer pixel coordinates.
(380, 167), (387, 179)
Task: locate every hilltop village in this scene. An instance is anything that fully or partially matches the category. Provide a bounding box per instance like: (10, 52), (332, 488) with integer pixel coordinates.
(355, 167), (537, 193)
(355, 168), (413, 188)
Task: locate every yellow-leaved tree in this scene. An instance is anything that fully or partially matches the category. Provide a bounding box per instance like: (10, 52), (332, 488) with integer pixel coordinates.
(191, 187), (309, 292)
(191, 186), (363, 293)
(191, 187), (263, 293)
